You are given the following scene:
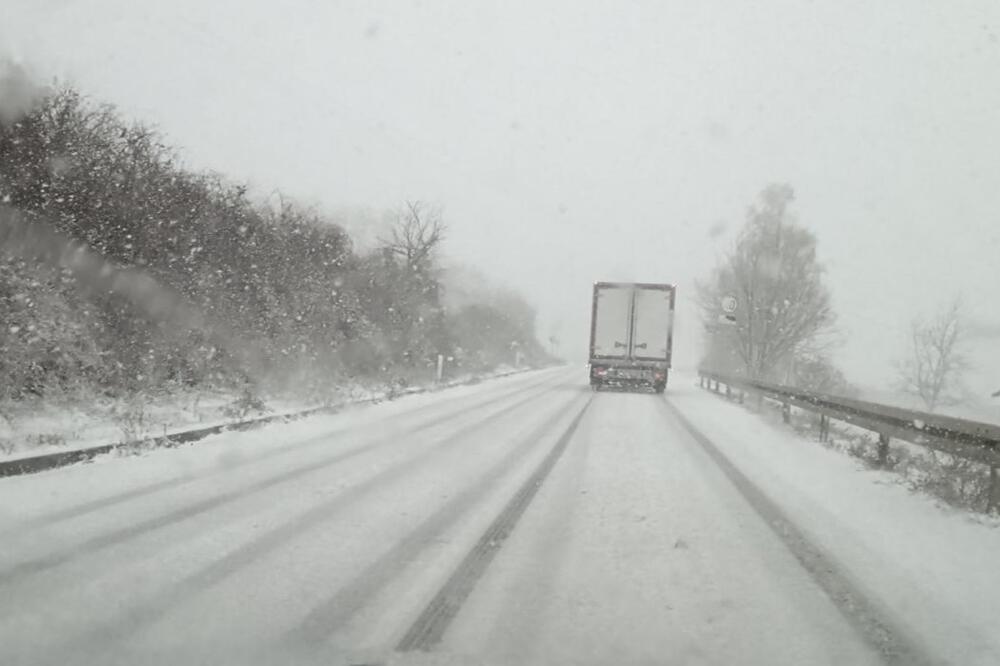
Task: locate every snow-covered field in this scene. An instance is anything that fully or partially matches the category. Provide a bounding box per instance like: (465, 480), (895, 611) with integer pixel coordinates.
(1, 366), (998, 665)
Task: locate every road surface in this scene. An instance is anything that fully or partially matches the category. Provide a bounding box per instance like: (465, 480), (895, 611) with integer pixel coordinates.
(0, 367), (975, 665)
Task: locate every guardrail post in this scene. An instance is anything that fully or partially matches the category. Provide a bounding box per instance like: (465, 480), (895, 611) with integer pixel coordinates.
(988, 464), (1000, 515)
(877, 433), (891, 467)
(818, 414), (829, 442)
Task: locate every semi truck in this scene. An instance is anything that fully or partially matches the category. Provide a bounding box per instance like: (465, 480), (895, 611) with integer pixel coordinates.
(589, 282), (676, 392)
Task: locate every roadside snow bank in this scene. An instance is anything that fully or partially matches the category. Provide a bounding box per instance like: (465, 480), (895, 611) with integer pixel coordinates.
(0, 366), (535, 463)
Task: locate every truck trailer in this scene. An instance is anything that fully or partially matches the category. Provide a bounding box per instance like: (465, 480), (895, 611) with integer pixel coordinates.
(589, 282), (676, 393)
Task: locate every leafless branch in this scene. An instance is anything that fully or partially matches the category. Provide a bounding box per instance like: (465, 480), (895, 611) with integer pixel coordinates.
(379, 201), (446, 271)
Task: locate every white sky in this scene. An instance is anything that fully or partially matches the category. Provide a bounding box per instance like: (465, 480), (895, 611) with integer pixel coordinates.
(3, 0), (1000, 393)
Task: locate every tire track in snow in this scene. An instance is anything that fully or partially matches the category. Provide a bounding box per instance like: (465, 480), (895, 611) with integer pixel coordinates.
(0, 380), (558, 590)
(396, 395), (592, 652)
(48, 384), (568, 662)
(284, 390), (590, 648)
(662, 399), (940, 666)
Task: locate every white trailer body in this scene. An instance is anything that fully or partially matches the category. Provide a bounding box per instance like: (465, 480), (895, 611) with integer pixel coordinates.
(589, 282), (675, 392)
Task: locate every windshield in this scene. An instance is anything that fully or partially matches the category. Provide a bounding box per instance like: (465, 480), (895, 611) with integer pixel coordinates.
(1, 2), (999, 665)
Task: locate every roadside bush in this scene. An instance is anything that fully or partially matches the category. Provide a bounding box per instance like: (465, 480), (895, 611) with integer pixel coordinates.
(110, 395), (149, 443)
(222, 388), (269, 422)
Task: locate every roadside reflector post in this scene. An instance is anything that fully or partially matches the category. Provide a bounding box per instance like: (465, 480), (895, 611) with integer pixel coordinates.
(725, 384), (732, 399)
(436, 354), (444, 383)
(877, 433), (891, 467)
(738, 391), (745, 405)
(818, 414), (830, 442)
(782, 402), (791, 424)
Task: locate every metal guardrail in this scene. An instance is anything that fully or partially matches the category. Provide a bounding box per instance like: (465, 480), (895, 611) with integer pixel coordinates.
(697, 370), (1000, 470)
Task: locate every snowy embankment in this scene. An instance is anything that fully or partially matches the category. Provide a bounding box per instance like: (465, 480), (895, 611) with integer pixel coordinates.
(0, 365), (527, 464)
(669, 371), (1000, 664)
(0, 390), (317, 463)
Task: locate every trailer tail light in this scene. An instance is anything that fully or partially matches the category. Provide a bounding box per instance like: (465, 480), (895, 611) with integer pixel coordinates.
(654, 372), (665, 380)
(594, 366), (608, 377)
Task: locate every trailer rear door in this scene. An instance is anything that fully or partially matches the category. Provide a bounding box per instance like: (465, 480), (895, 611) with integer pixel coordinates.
(591, 285), (632, 358)
(630, 286), (673, 361)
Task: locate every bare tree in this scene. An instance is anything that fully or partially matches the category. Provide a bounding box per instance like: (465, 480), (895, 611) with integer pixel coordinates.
(380, 201), (445, 272)
(898, 300), (966, 411)
(697, 184), (835, 380)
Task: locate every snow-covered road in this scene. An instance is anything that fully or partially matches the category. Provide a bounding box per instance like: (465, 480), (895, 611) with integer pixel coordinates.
(1, 367), (998, 665)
